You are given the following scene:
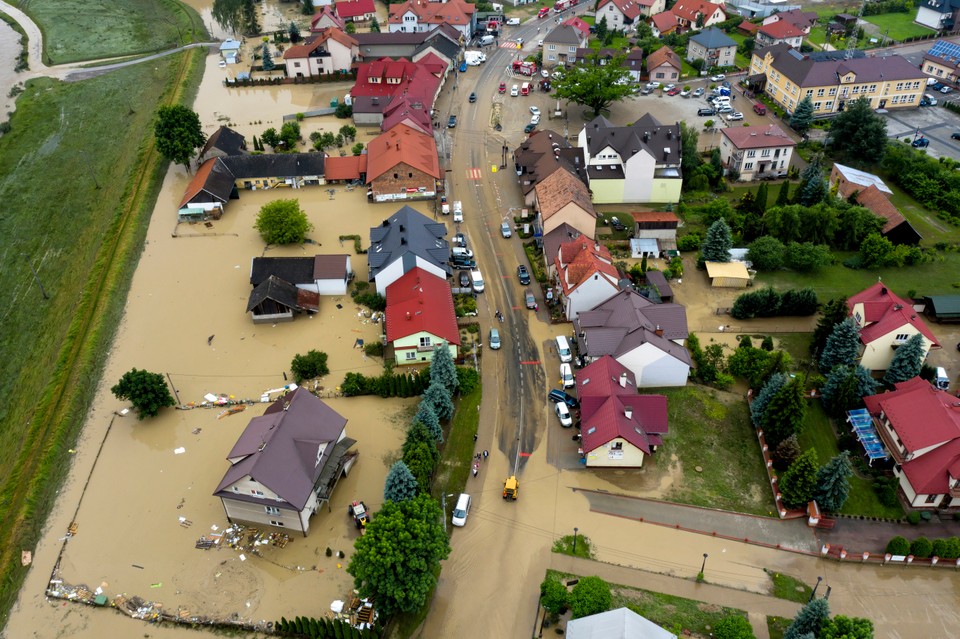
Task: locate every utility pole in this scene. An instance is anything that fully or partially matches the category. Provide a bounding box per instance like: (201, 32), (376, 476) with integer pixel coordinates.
(844, 0), (869, 60)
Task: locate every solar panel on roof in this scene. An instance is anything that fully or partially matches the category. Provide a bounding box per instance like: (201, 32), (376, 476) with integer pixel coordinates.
(928, 40), (960, 63)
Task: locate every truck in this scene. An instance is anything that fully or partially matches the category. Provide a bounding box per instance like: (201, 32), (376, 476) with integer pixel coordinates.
(349, 501), (370, 528)
(512, 60), (537, 76)
(503, 476), (519, 500)
(553, 0), (577, 12)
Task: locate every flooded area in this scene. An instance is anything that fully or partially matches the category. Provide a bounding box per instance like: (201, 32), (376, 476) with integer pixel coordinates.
(0, 20), (23, 119)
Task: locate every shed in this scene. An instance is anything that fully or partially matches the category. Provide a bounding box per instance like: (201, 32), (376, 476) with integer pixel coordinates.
(924, 295), (960, 322)
(644, 270), (673, 302)
(705, 261), (752, 288)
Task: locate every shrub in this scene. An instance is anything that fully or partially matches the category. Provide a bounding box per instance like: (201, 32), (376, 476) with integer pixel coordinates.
(677, 233), (702, 251)
(456, 367), (480, 395)
(910, 536), (933, 558)
(907, 511), (921, 525)
(363, 342), (384, 357)
(290, 350), (329, 383)
(352, 287), (386, 311)
(885, 536), (910, 555)
(931, 538), (948, 559)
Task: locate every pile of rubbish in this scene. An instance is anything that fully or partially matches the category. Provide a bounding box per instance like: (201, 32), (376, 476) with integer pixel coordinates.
(331, 596), (377, 630)
(47, 579), (109, 607)
(221, 524), (291, 554)
(177, 393), (256, 410)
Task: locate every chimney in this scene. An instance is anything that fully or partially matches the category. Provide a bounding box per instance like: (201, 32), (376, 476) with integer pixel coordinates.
(619, 372), (627, 387)
(642, 132), (649, 142)
(624, 406), (633, 420)
(655, 325), (663, 337)
(666, 129), (673, 140)
(881, 286), (888, 295)
(406, 311), (412, 320)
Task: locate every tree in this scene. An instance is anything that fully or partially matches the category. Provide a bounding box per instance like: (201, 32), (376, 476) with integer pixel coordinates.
(819, 318), (861, 373)
(747, 236), (785, 271)
(383, 461), (418, 503)
(402, 440), (436, 493)
(680, 122), (704, 186)
(858, 232), (895, 268)
(261, 127), (280, 149)
(414, 401), (443, 442)
(423, 380), (455, 422)
(540, 577), (569, 616)
(776, 179), (790, 206)
(755, 181), (770, 213)
(780, 448), (819, 509)
(886, 535), (910, 555)
(812, 296), (850, 356)
(790, 95), (814, 134)
(751, 372), (786, 427)
(300, 0), (314, 15)
(261, 43), (276, 71)
(773, 434), (801, 471)
(815, 451), (852, 512)
(827, 96), (888, 164)
(370, 16), (381, 32)
(339, 124), (357, 141)
(430, 342), (459, 394)
(796, 156), (829, 206)
(345, 21), (356, 34)
(552, 53), (634, 117)
(761, 377), (807, 448)
(822, 365), (861, 415)
(154, 105), (205, 170)
(290, 350), (329, 383)
(784, 241), (831, 273)
(728, 347), (777, 388)
(596, 15), (609, 40)
(111, 368), (176, 419)
(254, 198), (313, 244)
(348, 494), (451, 617)
(820, 616), (874, 639)
(784, 598), (830, 639)
(702, 218), (733, 263)
(883, 333), (925, 385)
(569, 576), (612, 619)
(213, 0), (259, 34)
(351, 142), (364, 156)
(288, 21), (301, 43)
(715, 615), (756, 639)
(278, 121), (300, 150)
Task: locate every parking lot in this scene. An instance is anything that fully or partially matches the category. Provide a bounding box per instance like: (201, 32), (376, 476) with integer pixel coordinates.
(882, 104), (960, 160)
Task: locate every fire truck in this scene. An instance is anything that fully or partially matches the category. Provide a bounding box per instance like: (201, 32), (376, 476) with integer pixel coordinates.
(512, 60), (538, 76)
(537, 7), (550, 18)
(553, 0), (578, 12)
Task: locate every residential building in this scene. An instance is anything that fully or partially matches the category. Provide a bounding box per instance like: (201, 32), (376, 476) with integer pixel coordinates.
(719, 124), (795, 181)
(368, 205), (451, 295)
(554, 239), (621, 320)
(562, 16), (593, 38)
(513, 129), (588, 208)
(670, 0), (726, 32)
(310, 6), (346, 32)
(572, 47), (620, 67)
(533, 169), (598, 240)
(921, 40), (960, 83)
(864, 377), (960, 510)
(283, 28), (359, 78)
(848, 282), (941, 371)
(542, 24), (589, 68)
(365, 123), (440, 203)
(830, 164), (922, 245)
(323, 154), (369, 184)
(567, 607), (677, 638)
(574, 288), (691, 387)
(915, 0), (960, 32)
(543, 224), (588, 279)
(596, 0), (646, 31)
(577, 114), (682, 204)
(705, 261), (752, 287)
(761, 8), (817, 33)
(353, 25), (463, 64)
(650, 11), (679, 37)
(214, 388), (355, 536)
(384, 267), (460, 365)
(250, 255), (353, 295)
(645, 46), (681, 84)
(197, 125), (247, 165)
(246, 275), (320, 324)
(726, 0), (802, 19)
(577, 356), (668, 468)
(755, 19), (805, 48)
(624, 48), (645, 82)
(686, 27), (737, 68)
(388, 0), (477, 38)
(335, 0), (376, 22)
(750, 45), (926, 115)
(348, 55), (447, 126)
(631, 211), (678, 254)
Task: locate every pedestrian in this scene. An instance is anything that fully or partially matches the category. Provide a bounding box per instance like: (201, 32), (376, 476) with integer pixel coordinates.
(473, 433), (478, 442)
(472, 463), (479, 477)
(483, 450), (489, 459)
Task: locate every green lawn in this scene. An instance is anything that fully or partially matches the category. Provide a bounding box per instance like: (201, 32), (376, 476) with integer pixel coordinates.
(768, 614), (792, 639)
(863, 13), (935, 42)
(21, 0), (206, 64)
(797, 403), (904, 519)
(431, 385), (482, 501)
(881, 178), (960, 245)
(766, 569), (813, 603)
(655, 386), (773, 516)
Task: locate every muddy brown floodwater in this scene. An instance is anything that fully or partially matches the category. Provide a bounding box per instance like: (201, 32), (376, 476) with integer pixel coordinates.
(0, 20), (23, 118)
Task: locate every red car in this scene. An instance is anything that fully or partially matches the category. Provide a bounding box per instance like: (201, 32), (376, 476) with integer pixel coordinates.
(499, 82), (507, 94)
(666, 86), (682, 96)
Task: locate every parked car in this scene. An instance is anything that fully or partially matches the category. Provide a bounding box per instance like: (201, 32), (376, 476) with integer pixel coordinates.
(459, 61), (467, 72)
(913, 137), (930, 148)
(516, 37), (524, 45)
(530, 113), (541, 125)
(610, 216), (625, 231)
(726, 111), (744, 121)
(451, 246), (474, 259)
(555, 402), (573, 428)
(664, 83), (676, 91)
(448, 114), (457, 128)
(717, 105), (735, 114)
(511, 84), (520, 96)
(524, 288), (536, 309)
(489, 327), (501, 350)
(753, 103), (767, 115)
(680, 88), (690, 97)
(710, 73), (726, 82)
(452, 232), (466, 247)
(500, 222), (512, 238)
(517, 264), (531, 284)
(941, 85), (953, 94)
(538, 39), (544, 47)
(697, 107), (716, 116)
(666, 86), (682, 96)
(459, 271), (471, 287)
(548, 389), (580, 409)
(451, 255), (477, 269)
(692, 87), (705, 97)
(541, 69), (550, 77)
(932, 81), (945, 91)
(506, 17), (521, 25)
(529, 106), (541, 116)
(645, 81), (661, 90)
(524, 123), (537, 133)
(469, 92), (477, 103)
(499, 82), (507, 93)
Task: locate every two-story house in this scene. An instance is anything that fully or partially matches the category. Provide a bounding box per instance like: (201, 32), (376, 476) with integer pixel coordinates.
(755, 19), (805, 48)
(719, 124), (796, 181)
(596, 0), (657, 31)
(283, 28), (359, 78)
(921, 40), (960, 84)
(761, 8), (817, 34)
(513, 129), (588, 209)
(385, 267), (459, 365)
(368, 205), (451, 294)
(686, 27), (737, 69)
(348, 55), (447, 126)
(365, 123), (441, 203)
(645, 46), (681, 84)
(533, 168), (598, 240)
(848, 282), (941, 371)
(310, 6), (346, 32)
(334, 0), (376, 22)
(725, 0), (802, 19)
(577, 114), (682, 204)
(542, 24), (589, 68)
(353, 24), (463, 64)
(830, 164), (922, 245)
(554, 239), (621, 321)
(750, 44), (926, 115)
(915, 0), (960, 32)
(388, 0), (476, 38)
(670, 0), (726, 32)
(650, 11), (679, 37)
(214, 388), (355, 536)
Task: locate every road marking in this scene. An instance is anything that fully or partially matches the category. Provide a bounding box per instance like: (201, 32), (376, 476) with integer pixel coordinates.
(520, 360), (541, 365)
(466, 168), (482, 180)
(519, 451), (532, 457)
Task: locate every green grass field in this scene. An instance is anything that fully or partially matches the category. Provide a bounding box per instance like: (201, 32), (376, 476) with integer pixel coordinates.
(863, 13), (935, 42)
(656, 386), (774, 516)
(20, 0), (206, 64)
(766, 569), (813, 603)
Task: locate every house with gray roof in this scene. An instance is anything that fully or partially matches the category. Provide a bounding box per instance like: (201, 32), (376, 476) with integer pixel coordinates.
(246, 275), (320, 323)
(915, 0), (960, 31)
(368, 205), (451, 295)
(576, 114), (682, 204)
(686, 27), (736, 69)
(542, 24), (589, 68)
(567, 607), (678, 639)
(574, 288), (691, 387)
(214, 387), (356, 536)
(198, 126), (248, 165)
(250, 254), (353, 298)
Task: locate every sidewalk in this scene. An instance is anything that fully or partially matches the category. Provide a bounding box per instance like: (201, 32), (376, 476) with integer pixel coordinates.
(550, 554), (801, 639)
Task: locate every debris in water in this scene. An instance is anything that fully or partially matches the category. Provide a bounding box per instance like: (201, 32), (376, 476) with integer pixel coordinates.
(207, 335), (215, 345)
(174, 447), (186, 455)
(21, 551), (31, 566)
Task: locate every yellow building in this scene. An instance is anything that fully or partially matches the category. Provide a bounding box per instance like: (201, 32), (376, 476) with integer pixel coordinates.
(749, 44), (926, 115)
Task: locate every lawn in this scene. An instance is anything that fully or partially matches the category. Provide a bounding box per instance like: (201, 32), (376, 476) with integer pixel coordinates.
(768, 614), (792, 639)
(431, 385), (482, 501)
(881, 177), (960, 245)
(798, 402), (904, 520)
(766, 569), (813, 603)
(656, 386), (773, 516)
(20, 0), (206, 64)
(863, 13), (935, 42)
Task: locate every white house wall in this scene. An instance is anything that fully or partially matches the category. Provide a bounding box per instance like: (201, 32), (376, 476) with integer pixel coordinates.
(859, 326), (931, 371)
(618, 343), (689, 387)
(623, 151), (655, 202)
(584, 437), (647, 467)
(565, 275), (619, 321)
(916, 6), (946, 30)
(374, 256), (447, 295)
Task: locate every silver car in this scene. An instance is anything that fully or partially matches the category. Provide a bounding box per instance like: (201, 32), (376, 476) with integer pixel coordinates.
(490, 327), (501, 350)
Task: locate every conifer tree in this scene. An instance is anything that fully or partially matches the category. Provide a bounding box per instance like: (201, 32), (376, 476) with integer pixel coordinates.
(819, 318), (860, 373)
(761, 378), (806, 448)
(414, 402), (442, 442)
(784, 598), (830, 639)
(776, 179), (791, 206)
(815, 451), (852, 513)
(883, 333), (925, 386)
(779, 448), (819, 510)
(424, 380), (455, 422)
(751, 372), (786, 427)
(384, 461), (419, 503)
(701, 218), (733, 263)
(430, 342), (459, 394)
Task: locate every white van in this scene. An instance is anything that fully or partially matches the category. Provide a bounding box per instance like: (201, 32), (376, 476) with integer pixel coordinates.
(451, 493), (471, 527)
(471, 270), (485, 293)
(560, 363), (574, 388)
(556, 335), (572, 363)
(935, 367), (950, 390)
(479, 34), (495, 46)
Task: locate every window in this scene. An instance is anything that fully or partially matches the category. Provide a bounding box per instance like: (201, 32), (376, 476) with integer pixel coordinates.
(744, 162), (754, 170)
(825, 100), (834, 110)
(912, 81), (921, 89)
(760, 149), (771, 157)
(611, 441), (623, 450)
(891, 95), (900, 104)
(405, 351), (417, 361)
(746, 150), (756, 158)
(854, 311), (862, 324)
(408, 172), (413, 178)
(852, 85), (860, 94)
(655, 72), (664, 79)
(813, 101), (822, 110)
(894, 333), (909, 341)
(549, 44), (556, 51)
(265, 506), (281, 515)
(269, 520), (286, 527)
(925, 494), (938, 504)
(895, 82), (904, 91)
(548, 55), (556, 61)
(805, 89), (813, 97)
(393, 173), (398, 179)
(419, 336), (431, 348)
(868, 83), (877, 92)
(251, 489), (264, 496)
(816, 88), (825, 97)
(828, 87), (837, 96)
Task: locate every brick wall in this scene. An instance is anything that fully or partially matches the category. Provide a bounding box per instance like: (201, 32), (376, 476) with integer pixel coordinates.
(370, 162), (437, 198)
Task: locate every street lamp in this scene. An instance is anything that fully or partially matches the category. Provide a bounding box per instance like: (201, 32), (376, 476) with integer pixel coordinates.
(700, 553), (708, 575)
(572, 527), (579, 554)
(810, 576), (823, 602)
(21, 254), (49, 300)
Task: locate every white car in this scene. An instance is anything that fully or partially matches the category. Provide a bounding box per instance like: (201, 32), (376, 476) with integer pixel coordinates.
(555, 402), (573, 428)
(510, 85), (520, 96)
(726, 111), (744, 121)
(529, 106), (541, 116)
(679, 89), (690, 97)
(506, 17), (521, 25)
(538, 39), (544, 47)
(664, 83), (676, 91)
(517, 37), (524, 45)
(692, 87), (705, 97)
(710, 74), (726, 82)
(717, 105), (734, 114)
(645, 81), (661, 90)
(530, 113), (541, 125)
(541, 69), (550, 78)
(218, 59), (227, 68)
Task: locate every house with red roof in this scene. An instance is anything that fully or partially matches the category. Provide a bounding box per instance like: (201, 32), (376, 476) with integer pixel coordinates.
(349, 55), (447, 127)
(756, 20), (805, 48)
(645, 46), (681, 84)
(310, 7), (346, 32)
(650, 11), (678, 37)
(365, 123), (440, 202)
(761, 8), (817, 34)
(283, 28), (358, 78)
(554, 239), (621, 321)
(670, 0), (726, 32)
(388, 0), (477, 39)
(335, 0), (376, 22)
(562, 16), (592, 38)
(577, 356), (668, 468)
(848, 282), (940, 371)
(829, 164), (921, 245)
(719, 124), (796, 181)
(596, 0), (655, 31)
(864, 377), (960, 510)
(574, 289), (691, 387)
(385, 267), (460, 365)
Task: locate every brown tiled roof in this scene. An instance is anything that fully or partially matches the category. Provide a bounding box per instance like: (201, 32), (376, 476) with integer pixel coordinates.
(366, 123), (440, 183)
(851, 184), (906, 235)
(651, 11), (678, 34)
(759, 20), (805, 40)
(514, 129), (587, 193)
(555, 240), (619, 295)
(758, 44), (924, 88)
(721, 124), (796, 150)
(535, 169), (596, 221)
(311, 7), (345, 31)
(284, 29), (357, 59)
(324, 155), (368, 181)
(388, 0), (475, 27)
(598, 0), (642, 20)
(630, 211), (679, 223)
(645, 45), (681, 72)
(738, 20), (760, 34)
(671, 0), (724, 23)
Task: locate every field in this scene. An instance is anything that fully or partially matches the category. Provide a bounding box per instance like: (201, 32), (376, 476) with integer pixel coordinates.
(862, 13), (935, 42)
(19, 0), (206, 64)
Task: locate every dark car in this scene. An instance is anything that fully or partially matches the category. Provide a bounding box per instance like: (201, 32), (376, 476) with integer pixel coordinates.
(697, 108), (716, 116)
(524, 288), (537, 309)
(952, 132), (960, 140)
(469, 92), (477, 103)
(524, 122), (537, 133)
(548, 389), (580, 409)
(610, 216), (625, 231)
(913, 137), (930, 148)
(932, 81), (945, 91)
(459, 271), (471, 287)
(517, 264), (531, 284)
(448, 114), (457, 128)
(450, 255), (477, 269)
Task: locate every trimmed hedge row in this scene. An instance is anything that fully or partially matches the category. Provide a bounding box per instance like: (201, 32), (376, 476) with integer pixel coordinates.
(885, 535), (960, 559)
(731, 287), (818, 320)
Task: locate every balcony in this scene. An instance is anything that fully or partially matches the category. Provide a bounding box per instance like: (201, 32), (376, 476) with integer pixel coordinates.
(873, 418), (907, 465)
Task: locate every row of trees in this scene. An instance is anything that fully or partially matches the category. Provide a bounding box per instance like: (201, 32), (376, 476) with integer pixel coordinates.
(886, 534), (960, 559)
(783, 598), (874, 639)
(778, 447), (854, 511)
(882, 142), (960, 224)
(731, 287), (818, 320)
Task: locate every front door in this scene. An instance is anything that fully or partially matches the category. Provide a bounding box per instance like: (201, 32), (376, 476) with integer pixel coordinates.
(879, 99), (887, 108)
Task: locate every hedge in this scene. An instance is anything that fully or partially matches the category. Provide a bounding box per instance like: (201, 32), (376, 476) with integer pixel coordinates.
(885, 535), (960, 558)
(731, 287), (818, 319)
